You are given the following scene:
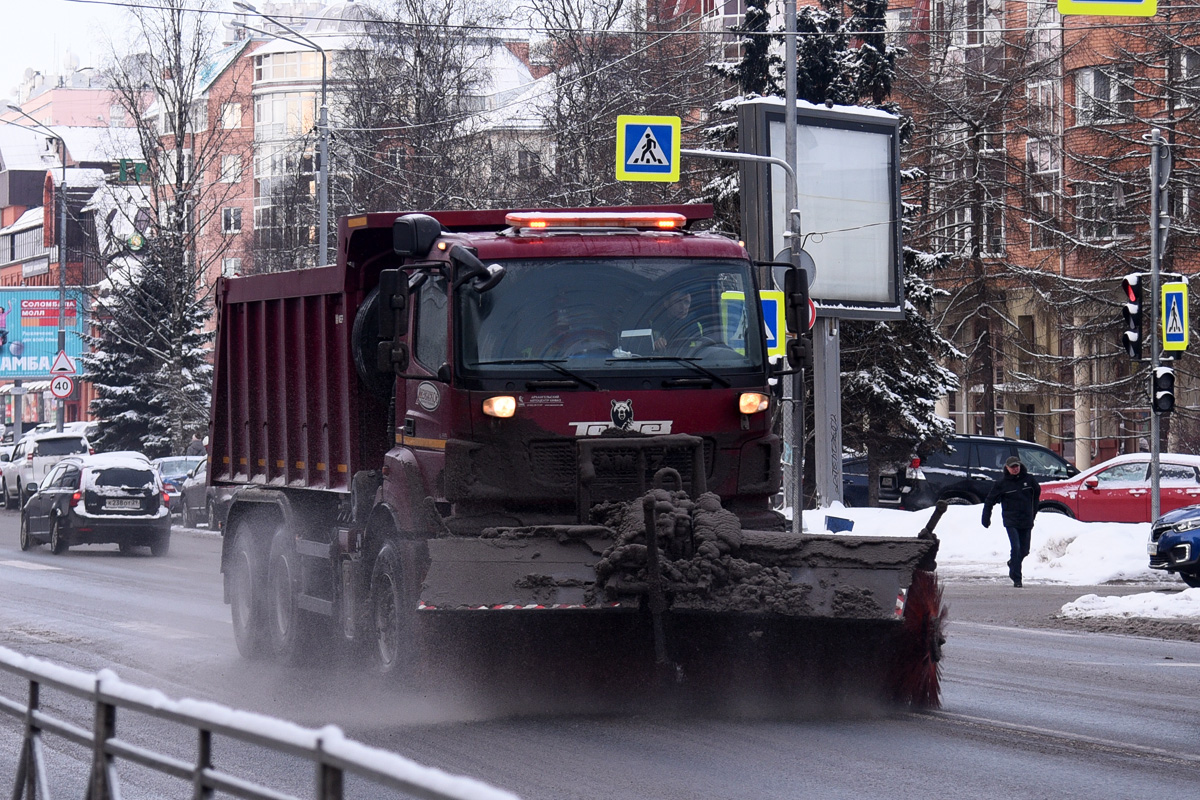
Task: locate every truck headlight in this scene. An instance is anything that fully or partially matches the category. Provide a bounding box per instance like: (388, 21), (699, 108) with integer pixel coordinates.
(482, 396), (516, 418)
(738, 392), (770, 415)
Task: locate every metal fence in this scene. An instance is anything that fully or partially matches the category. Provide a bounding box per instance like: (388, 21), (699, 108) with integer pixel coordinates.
(0, 646), (519, 800)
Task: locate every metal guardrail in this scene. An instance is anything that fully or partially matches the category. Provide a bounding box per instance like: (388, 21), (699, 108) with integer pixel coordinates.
(0, 646), (520, 800)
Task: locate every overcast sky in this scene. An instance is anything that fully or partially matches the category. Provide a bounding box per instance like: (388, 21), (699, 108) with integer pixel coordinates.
(0, 0), (132, 101)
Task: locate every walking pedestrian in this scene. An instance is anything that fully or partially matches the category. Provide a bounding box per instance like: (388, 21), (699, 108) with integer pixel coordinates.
(981, 455), (1041, 587)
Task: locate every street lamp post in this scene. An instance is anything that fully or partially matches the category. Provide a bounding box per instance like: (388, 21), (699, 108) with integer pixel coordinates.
(234, 2), (330, 266)
(6, 104), (69, 433)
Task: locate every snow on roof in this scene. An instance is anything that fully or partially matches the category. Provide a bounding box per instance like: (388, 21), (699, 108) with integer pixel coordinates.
(58, 126), (142, 163)
(50, 167), (106, 188)
(0, 125), (60, 172)
(198, 39), (253, 94)
(469, 73), (554, 134)
(0, 206), (45, 236)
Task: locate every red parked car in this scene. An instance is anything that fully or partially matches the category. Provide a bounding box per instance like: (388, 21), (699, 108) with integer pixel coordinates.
(1038, 453), (1200, 522)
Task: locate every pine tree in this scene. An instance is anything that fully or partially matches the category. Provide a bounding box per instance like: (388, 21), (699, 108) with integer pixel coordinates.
(86, 248), (212, 458)
(787, 0), (958, 499)
(701, 0), (780, 235)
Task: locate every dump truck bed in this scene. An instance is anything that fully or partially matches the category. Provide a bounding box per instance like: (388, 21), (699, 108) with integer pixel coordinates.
(211, 264), (387, 493)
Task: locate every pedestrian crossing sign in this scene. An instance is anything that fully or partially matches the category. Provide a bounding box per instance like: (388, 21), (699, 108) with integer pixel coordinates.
(1162, 281), (1189, 351)
(616, 115), (680, 182)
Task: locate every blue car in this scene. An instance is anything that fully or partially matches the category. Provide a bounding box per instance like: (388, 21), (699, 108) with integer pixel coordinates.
(1148, 504), (1200, 588)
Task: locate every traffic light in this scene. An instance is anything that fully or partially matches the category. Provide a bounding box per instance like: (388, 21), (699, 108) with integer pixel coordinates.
(784, 267), (811, 334)
(1120, 274), (1143, 360)
(1153, 366), (1176, 414)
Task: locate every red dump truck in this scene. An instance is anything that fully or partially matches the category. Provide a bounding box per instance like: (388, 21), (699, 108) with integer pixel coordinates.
(211, 205), (944, 705)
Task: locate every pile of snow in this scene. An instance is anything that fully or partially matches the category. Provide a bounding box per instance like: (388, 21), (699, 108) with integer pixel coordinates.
(1061, 589), (1200, 620)
(790, 503), (1198, 620)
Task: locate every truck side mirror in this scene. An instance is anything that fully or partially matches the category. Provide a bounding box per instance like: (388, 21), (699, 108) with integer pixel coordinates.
(449, 245), (506, 293)
(393, 214), (442, 258)
(374, 269), (411, 374)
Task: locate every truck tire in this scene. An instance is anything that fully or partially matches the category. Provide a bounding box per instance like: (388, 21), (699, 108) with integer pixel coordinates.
(229, 521), (268, 659)
(266, 527), (320, 663)
(369, 541), (422, 678)
(1181, 572), (1200, 589)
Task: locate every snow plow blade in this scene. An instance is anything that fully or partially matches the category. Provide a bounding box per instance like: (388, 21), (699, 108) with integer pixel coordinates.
(418, 491), (938, 622)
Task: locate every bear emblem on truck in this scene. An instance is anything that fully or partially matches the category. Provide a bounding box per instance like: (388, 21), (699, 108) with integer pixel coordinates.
(610, 399), (635, 430)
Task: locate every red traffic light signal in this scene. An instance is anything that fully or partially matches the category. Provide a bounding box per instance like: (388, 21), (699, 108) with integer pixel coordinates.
(1120, 274), (1143, 360)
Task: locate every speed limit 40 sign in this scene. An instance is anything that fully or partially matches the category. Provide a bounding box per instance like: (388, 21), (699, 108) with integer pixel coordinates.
(50, 375), (74, 400)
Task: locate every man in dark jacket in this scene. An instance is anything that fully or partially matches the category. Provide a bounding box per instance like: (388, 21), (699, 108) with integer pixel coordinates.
(982, 456), (1041, 587)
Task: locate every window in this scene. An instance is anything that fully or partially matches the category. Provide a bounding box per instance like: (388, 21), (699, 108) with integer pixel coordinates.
(1027, 138), (1060, 250)
(109, 105), (126, 126)
(221, 102), (242, 129)
(931, 125), (1004, 255)
(935, 0), (1002, 49)
(1172, 50), (1200, 108)
(222, 257), (242, 276)
(1159, 464), (1200, 486)
(1076, 180), (1136, 240)
(1076, 66), (1134, 124)
(254, 51), (323, 82)
(517, 150), (542, 179)
(974, 442), (1011, 471)
(222, 207), (242, 235)
(254, 92), (318, 140)
(414, 275), (449, 371)
(159, 149), (192, 186)
(1016, 446), (1070, 479)
(220, 154), (243, 183)
(1095, 462), (1148, 486)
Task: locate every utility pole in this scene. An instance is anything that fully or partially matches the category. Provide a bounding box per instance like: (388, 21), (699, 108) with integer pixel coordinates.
(1146, 128), (1171, 519)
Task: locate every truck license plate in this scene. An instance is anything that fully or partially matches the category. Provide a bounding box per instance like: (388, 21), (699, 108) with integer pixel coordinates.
(106, 499), (141, 510)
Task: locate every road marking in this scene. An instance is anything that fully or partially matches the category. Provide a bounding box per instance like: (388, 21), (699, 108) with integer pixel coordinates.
(112, 621), (202, 640)
(0, 560), (61, 571)
(916, 710), (1200, 766)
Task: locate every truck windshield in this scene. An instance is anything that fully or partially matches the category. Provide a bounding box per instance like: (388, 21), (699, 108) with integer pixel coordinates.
(458, 257), (765, 377)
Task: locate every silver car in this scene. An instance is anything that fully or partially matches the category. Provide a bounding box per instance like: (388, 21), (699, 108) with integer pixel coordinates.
(2, 432), (91, 510)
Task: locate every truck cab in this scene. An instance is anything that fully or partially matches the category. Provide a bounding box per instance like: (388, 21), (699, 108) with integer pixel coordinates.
(375, 208), (781, 534)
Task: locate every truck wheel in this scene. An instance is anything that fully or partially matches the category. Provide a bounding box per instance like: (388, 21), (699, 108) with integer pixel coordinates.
(229, 521), (268, 659)
(1181, 572), (1200, 589)
(267, 527), (319, 663)
(369, 542), (421, 677)
(888, 570), (946, 709)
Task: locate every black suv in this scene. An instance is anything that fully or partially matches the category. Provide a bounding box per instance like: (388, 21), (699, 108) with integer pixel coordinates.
(886, 435), (1077, 510)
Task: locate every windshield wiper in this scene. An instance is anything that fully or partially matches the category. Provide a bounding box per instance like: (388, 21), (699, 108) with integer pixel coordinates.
(474, 359), (599, 390)
(605, 355), (731, 387)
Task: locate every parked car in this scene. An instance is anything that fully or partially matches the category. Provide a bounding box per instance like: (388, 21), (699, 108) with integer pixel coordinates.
(1038, 453), (1200, 522)
(152, 455), (205, 513)
(18, 453), (171, 555)
(841, 456), (905, 508)
(2, 432), (92, 510)
(891, 435), (1077, 510)
(176, 460), (233, 529)
(1148, 503), (1200, 587)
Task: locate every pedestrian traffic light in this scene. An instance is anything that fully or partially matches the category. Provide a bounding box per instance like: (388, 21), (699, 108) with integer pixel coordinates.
(1153, 366), (1175, 414)
(1120, 274), (1143, 360)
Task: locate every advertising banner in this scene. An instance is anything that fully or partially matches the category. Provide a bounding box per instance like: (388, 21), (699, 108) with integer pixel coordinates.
(0, 290), (87, 380)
